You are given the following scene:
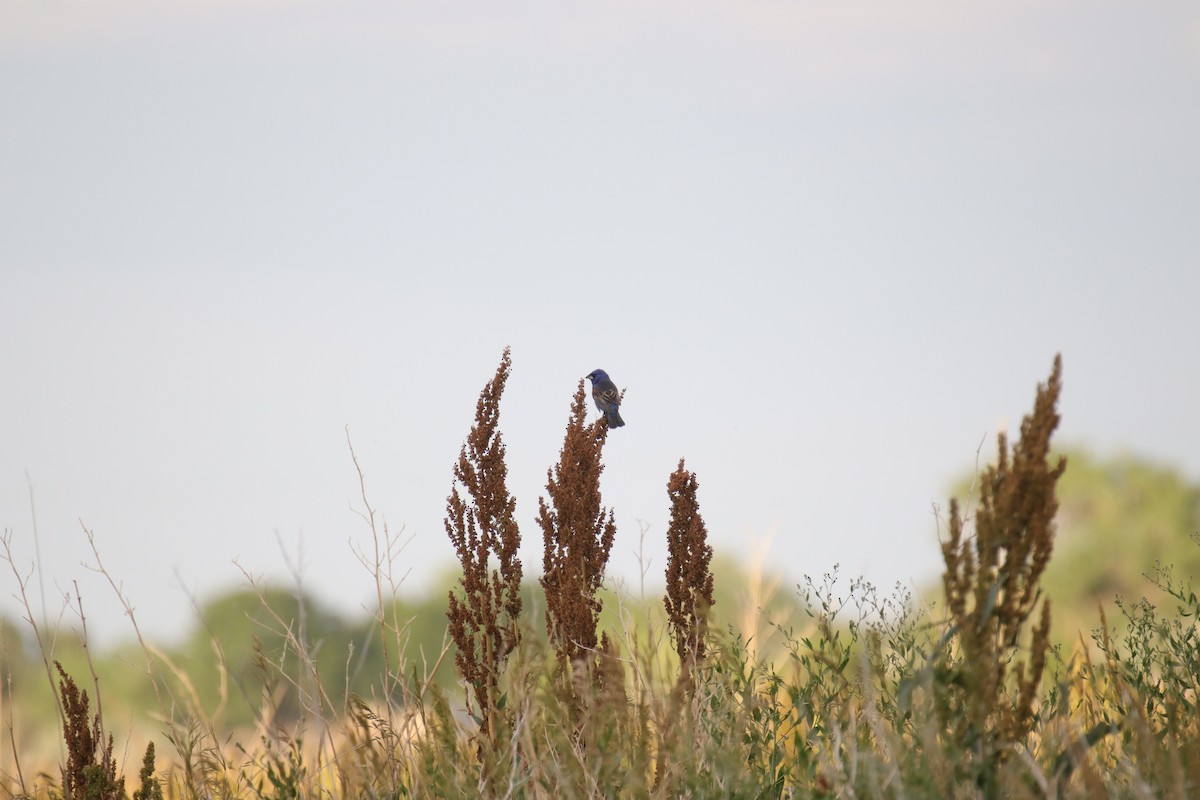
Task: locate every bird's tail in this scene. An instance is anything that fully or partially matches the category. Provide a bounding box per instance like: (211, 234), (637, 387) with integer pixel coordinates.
(607, 408), (625, 428)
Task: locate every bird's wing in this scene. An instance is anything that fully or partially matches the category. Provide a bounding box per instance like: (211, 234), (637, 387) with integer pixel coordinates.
(594, 380), (621, 406)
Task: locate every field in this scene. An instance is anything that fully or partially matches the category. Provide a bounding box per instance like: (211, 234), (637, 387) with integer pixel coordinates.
(3, 353), (1199, 799)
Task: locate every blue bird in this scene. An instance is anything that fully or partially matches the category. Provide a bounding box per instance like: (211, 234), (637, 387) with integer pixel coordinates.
(585, 369), (625, 428)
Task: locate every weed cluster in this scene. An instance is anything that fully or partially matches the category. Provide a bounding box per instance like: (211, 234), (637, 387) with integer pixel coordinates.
(937, 354), (1064, 789)
(4, 353), (1200, 798)
(445, 347), (523, 739)
(664, 459), (715, 693)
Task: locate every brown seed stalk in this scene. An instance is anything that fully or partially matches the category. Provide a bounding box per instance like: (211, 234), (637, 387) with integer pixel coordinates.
(939, 354), (1066, 764)
(57, 661), (125, 800)
(664, 459), (715, 683)
(445, 347), (523, 737)
(538, 380), (617, 672)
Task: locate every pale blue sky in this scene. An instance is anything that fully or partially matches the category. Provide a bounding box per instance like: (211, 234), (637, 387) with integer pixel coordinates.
(3, 1), (1198, 644)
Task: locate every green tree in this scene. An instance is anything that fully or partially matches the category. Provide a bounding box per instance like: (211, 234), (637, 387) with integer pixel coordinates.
(172, 586), (357, 728)
(1046, 449), (1200, 638)
(949, 448), (1200, 647)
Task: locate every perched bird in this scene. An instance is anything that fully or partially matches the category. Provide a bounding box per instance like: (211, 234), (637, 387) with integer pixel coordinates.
(585, 369), (625, 428)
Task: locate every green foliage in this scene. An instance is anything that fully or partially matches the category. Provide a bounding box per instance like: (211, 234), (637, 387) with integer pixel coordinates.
(241, 737), (305, 800)
(6, 557), (1200, 798)
(8, 354), (1200, 797)
(949, 448), (1200, 647)
(133, 742), (164, 800)
(1048, 450), (1200, 638)
(170, 586), (346, 727)
(1094, 534), (1200, 731)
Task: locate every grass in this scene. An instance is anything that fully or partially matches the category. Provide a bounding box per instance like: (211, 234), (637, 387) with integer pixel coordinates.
(3, 352), (1199, 798)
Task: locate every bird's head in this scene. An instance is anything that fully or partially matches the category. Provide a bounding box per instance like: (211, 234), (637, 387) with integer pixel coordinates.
(586, 369), (608, 383)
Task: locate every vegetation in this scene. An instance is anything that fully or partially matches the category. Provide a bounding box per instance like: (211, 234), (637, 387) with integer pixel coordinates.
(936, 355), (1063, 790)
(663, 458), (715, 694)
(2, 352), (1200, 798)
(445, 346), (523, 740)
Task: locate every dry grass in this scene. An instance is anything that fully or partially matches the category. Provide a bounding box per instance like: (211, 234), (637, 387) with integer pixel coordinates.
(4, 353), (1200, 799)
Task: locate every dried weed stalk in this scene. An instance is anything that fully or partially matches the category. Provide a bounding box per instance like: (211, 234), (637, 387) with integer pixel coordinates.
(940, 354), (1066, 768)
(664, 459), (715, 681)
(445, 348), (524, 737)
(539, 380), (617, 672)
(56, 661), (125, 800)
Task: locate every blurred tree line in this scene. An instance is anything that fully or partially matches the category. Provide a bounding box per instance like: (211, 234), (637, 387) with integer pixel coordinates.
(2, 448), (1197, 738)
(940, 448), (1200, 647)
(0, 558), (801, 741)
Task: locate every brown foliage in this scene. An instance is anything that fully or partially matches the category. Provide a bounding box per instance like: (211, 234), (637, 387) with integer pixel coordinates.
(538, 380), (617, 671)
(445, 347), (523, 736)
(939, 354), (1066, 764)
(57, 661), (125, 800)
(664, 459), (715, 675)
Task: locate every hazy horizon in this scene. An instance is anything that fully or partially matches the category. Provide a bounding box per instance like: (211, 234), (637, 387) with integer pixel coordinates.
(3, 0), (1198, 646)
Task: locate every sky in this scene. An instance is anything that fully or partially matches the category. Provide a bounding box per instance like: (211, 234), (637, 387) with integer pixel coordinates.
(2, 0), (1198, 646)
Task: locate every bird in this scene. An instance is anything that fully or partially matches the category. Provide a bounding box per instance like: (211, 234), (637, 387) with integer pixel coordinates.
(585, 369), (625, 428)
